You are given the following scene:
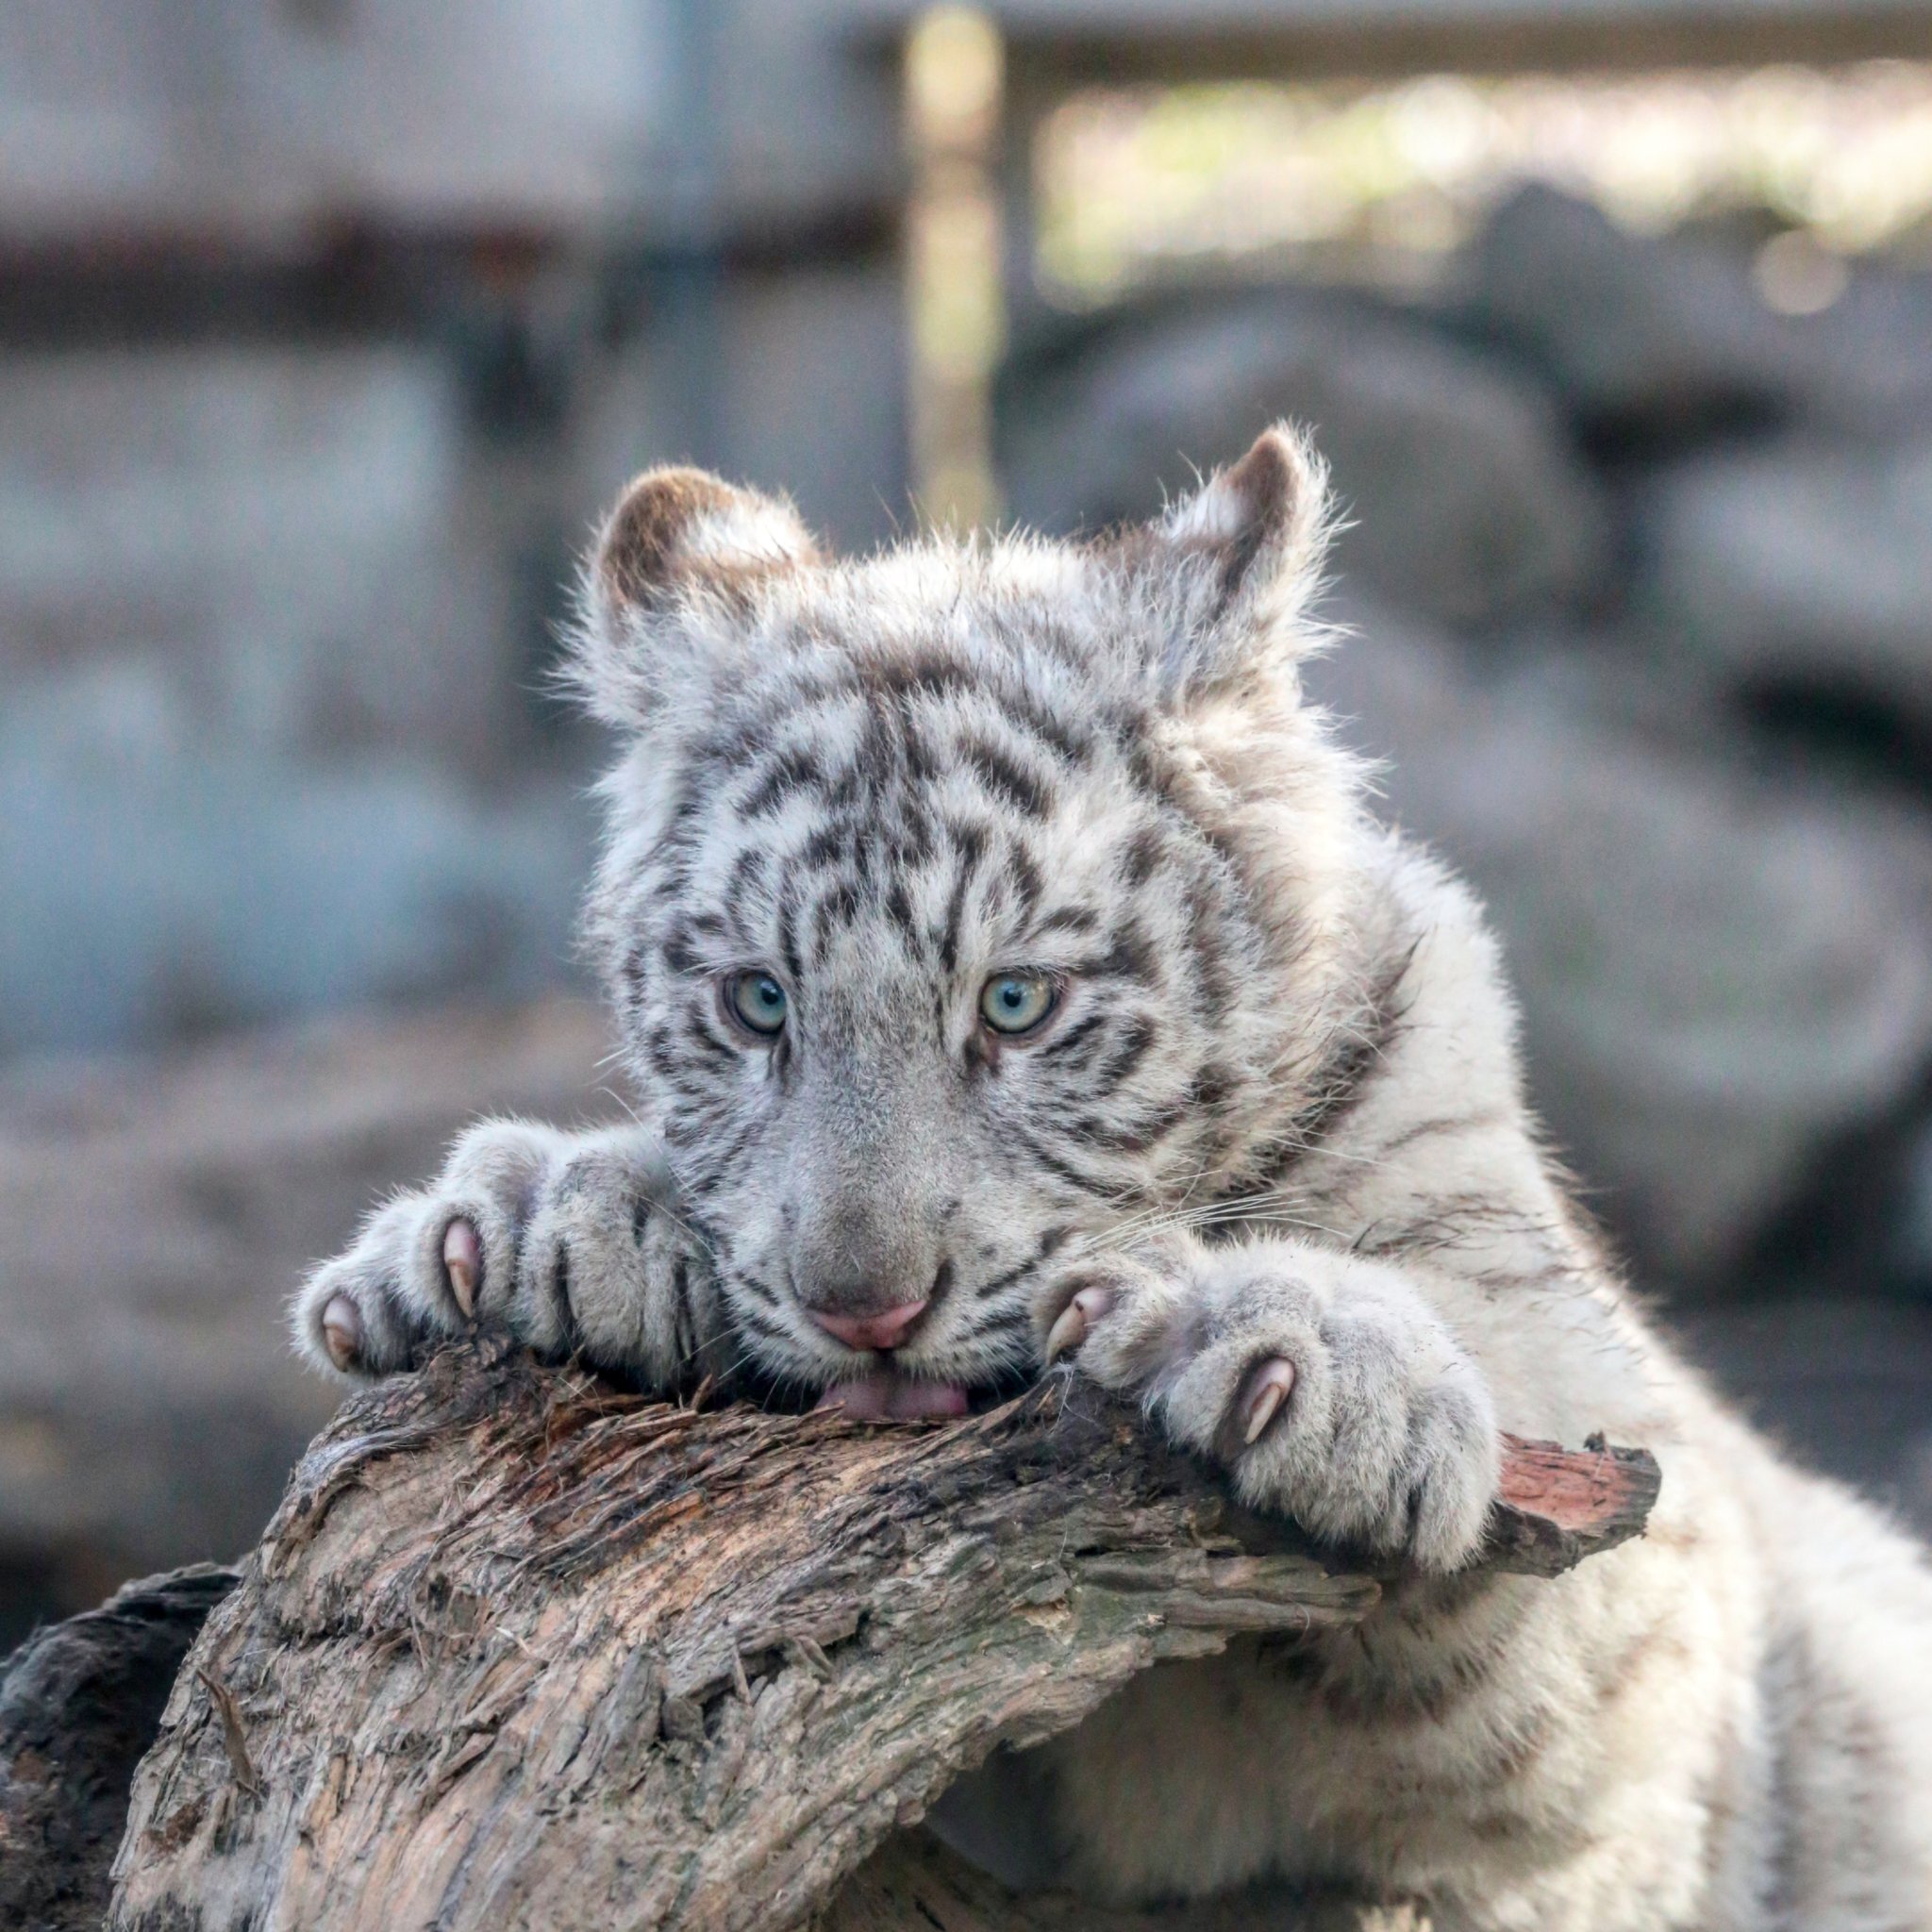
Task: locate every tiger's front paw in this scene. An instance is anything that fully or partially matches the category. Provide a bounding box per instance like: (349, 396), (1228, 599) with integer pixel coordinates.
(293, 1119), (711, 1385)
(1041, 1239), (1499, 1571)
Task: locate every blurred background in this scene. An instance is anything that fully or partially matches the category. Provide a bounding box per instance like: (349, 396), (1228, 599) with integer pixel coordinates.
(5, 0), (1932, 1650)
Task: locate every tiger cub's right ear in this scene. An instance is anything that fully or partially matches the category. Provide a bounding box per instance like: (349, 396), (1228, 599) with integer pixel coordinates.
(569, 465), (822, 726)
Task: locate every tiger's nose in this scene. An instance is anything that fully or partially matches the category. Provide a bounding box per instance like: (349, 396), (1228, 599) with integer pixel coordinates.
(807, 1298), (929, 1353)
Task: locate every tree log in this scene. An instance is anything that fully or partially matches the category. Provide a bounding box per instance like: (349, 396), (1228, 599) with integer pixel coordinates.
(1, 1563), (239, 1932)
(106, 1340), (1658, 1932)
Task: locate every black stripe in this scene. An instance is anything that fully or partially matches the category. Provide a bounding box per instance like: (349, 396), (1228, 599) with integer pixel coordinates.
(1093, 1014), (1158, 1091)
(1038, 1010), (1107, 1062)
(680, 1012), (738, 1066)
(1370, 1108), (1507, 1160)
(1009, 1127), (1122, 1200)
(1073, 1091), (1192, 1154)
(866, 651), (977, 705)
(965, 1302), (1035, 1337)
(724, 845), (771, 913)
(802, 822), (845, 868)
(729, 1301), (798, 1351)
(547, 1242), (581, 1355)
(1076, 924), (1158, 986)
(1181, 875), (1234, 1022)
(1007, 840), (1043, 924)
(776, 884), (805, 985)
(738, 746), (825, 818)
(1032, 904), (1098, 938)
(972, 1225), (1065, 1300)
(885, 879), (920, 946)
(937, 822), (989, 974)
(660, 923), (701, 974)
(808, 877), (861, 967)
(961, 735), (1053, 818)
(1274, 942), (1417, 1163)
(1118, 823), (1165, 888)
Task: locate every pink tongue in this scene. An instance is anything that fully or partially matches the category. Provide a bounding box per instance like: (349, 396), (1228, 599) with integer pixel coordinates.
(815, 1372), (971, 1421)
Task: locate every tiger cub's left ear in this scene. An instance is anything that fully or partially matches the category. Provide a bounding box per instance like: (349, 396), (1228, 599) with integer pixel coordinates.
(570, 465), (822, 726)
(1117, 424), (1335, 702)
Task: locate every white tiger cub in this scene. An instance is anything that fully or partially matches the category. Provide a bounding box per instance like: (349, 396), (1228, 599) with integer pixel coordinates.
(296, 427), (1932, 1928)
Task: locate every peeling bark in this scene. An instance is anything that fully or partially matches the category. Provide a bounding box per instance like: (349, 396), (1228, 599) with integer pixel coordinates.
(106, 1341), (1657, 1932)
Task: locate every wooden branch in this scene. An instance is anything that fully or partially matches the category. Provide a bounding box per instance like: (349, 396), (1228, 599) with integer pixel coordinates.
(106, 1341), (1657, 1932)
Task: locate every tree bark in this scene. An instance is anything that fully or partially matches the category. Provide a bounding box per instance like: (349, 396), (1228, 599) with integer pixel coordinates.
(106, 1340), (1657, 1932)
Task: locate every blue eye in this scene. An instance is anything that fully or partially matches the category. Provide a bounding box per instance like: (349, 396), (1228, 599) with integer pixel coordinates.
(726, 971), (788, 1036)
(979, 972), (1057, 1036)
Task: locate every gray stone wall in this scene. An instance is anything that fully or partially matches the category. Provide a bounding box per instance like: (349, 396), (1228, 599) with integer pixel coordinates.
(0, 261), (909, 1059)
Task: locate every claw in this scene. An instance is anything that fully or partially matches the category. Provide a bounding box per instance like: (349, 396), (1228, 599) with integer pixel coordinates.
(1045, 1285), (1114, 1365)
(1044, 1303), (1084, 1365)
(1239, 1357), (1296, 1445)
(442, 1219), (481, 1318)
(321, 1294), (364, 1373)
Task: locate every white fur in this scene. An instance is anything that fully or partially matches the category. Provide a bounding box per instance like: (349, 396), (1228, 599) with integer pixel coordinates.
(297, 427), (1932, 1927)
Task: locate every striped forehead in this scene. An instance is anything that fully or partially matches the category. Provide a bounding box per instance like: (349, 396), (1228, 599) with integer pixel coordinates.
(662, 662), (1158, 981)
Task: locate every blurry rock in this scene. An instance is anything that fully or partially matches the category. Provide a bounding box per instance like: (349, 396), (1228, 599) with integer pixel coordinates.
(0, 996), (616, 1642)
(1636, 435), (1932, 741)
(0, 1563), (237, 1928)
(1910, 1435), (1932, 1544)
(1457, 183), (1798, 439)
(1001, 290), (1607, 631)
(1673, 1299), (1932, 1541)
(1307, 615), (1932, 1283)
(0, 348), (521, 763)
(1795, 263), (1932, 437)
(0, 703), (595, 1058)
(1894, 1117), (1932, 1291)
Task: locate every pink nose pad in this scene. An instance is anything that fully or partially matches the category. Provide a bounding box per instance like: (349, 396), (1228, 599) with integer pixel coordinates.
(808, 1298), (929, 1352)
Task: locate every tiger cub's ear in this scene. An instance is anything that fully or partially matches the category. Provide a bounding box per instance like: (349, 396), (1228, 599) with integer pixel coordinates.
(569, 466), (822, 726)
(1109, 424), (1336, 704)
(594, 467), (820, 616)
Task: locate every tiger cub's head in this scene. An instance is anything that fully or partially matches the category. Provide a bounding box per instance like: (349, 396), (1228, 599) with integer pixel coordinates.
(569, 427), (1372, 1408)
